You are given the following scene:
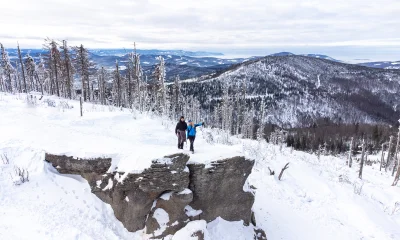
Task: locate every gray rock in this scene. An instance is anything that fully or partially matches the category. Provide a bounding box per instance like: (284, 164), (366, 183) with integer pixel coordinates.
(187, 156), (255, 224)
(45, 153), (112, 174)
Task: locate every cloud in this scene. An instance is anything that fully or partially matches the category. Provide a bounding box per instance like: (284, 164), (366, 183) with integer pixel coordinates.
(0, 0), (399, 54)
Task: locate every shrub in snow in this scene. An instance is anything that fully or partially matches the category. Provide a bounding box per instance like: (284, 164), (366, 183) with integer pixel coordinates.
(391, 202), (400, 215)
(353, 180), (364, 195)
(12, 166), (29, 185)
(58, 100), (73, 110)
(25, 94), (37, 107)
(202, 128), (215, 145)
(1, 153), (10, 164)
(43, 98), (56, 107)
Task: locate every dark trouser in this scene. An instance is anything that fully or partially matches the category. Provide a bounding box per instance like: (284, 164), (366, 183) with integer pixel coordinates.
(188, 136), (195, 151)
(177, 130), (186, 149)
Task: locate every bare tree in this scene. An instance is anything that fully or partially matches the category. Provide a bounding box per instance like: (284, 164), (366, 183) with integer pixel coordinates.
(61, 40), (74, 99)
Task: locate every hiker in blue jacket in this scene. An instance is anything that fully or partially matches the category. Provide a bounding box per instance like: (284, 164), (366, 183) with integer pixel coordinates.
(187, 120), (204, 153)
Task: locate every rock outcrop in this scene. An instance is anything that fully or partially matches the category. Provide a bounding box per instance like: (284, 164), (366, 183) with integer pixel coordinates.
(45, 153), (266, 239)
(187, 157), (255, 224)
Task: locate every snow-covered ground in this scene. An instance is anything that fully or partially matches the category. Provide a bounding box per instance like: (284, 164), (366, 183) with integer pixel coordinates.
(1, 92), (400, 239)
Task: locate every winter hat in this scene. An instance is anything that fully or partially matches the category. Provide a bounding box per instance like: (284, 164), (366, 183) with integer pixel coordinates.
(188, 120), (193, 123)
(180, 116), (185, 119)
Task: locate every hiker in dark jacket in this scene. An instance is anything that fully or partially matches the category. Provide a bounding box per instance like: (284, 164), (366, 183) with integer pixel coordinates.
(175, 116), (187, 149)
(187, 120), (204, 153)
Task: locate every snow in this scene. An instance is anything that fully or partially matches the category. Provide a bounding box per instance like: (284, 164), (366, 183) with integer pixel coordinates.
(1, 92), (400, 239)
(153, 208), (170, 236)
(160, 192), (173, 201)
(102, 178), (113, 191)
(178, 188), (192, 195)
(172, 220), (209, 240)
(184, 205), (202, 217)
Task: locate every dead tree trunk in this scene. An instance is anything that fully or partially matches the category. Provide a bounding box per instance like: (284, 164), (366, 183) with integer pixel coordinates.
(80, 96), (83, 117)
(278, 163), (289, 181)
(268, 167), (275, 175)
(380, 143), (385, 171)
(386, 136), (393, 172)
(348, 137), (353, 168)
(17, 44), (27, 92)
(392, 128), (400, 176)
(359, 139), (365, 179)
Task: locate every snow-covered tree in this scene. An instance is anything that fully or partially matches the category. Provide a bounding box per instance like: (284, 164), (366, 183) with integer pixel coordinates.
(256, 97), (266, 140)
(24, 53), (36, 91)
(153, 56), (166, 113)
(0, 43), (14, 92)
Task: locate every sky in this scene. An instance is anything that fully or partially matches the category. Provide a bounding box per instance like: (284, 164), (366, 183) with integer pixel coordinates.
(0, 0), (399, 62)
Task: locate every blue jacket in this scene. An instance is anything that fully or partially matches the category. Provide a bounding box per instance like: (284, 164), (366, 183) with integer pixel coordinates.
(187, 123), (202, 137)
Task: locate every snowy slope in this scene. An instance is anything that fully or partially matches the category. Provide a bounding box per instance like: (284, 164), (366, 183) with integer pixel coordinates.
(183, 55), (400, 127)
(1, 93), (400, 239)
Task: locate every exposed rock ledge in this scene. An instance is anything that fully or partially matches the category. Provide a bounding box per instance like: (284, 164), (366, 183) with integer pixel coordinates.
(45, 153), (266, 239)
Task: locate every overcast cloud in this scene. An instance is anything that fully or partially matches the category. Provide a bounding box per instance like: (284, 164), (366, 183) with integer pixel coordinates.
(0, 0), (399, 60)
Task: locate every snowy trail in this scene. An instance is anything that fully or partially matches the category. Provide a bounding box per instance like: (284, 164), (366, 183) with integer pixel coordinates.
(0, 93), (242, 173)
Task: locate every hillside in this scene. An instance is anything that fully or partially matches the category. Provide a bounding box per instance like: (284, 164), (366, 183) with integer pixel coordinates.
(1, 93), (400, 239)
(180, 55), (400, 128)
